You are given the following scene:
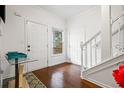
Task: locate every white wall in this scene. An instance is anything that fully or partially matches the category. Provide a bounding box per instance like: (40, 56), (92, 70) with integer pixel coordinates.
(0, 19), (4, 54)
(0, 19), (5, 69)
(67, 6), (101, 65)
(1, 5), (67, 79)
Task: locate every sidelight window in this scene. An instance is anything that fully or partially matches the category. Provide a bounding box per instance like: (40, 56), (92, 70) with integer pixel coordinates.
(53, 28), (63, 54)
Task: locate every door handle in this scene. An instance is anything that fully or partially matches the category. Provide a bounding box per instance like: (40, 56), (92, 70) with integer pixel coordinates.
(27, 49), (30, 52)
(27, 45), (30, 48)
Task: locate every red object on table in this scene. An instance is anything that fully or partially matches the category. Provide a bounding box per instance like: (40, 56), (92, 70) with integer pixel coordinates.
(113, 65), (124, 88)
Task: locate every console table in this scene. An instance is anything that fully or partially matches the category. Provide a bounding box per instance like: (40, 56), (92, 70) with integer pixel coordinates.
(6, 52), (38, 88)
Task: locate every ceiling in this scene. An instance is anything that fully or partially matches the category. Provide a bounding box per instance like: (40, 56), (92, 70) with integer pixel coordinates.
(39, 5), (97, 19)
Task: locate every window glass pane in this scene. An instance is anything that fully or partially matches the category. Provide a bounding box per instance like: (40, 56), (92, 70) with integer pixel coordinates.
(53, 29), (63, 54)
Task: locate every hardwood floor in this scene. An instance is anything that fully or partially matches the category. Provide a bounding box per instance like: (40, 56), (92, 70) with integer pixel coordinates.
(33, 62), (100, 88)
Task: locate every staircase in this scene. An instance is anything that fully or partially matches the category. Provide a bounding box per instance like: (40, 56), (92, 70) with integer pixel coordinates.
(80, 13), (124, 88)
(81, 54), (124, 87)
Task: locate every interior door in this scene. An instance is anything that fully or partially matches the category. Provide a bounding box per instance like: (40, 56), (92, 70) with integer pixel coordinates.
(26, 20), (48, 71)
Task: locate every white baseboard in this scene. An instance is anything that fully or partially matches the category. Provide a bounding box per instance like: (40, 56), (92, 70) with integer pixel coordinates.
(64, 59), (71, 62)
(48, 59), (69, 67)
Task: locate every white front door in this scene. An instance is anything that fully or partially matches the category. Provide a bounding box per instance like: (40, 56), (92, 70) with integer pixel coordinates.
(26, 20), (48, 71)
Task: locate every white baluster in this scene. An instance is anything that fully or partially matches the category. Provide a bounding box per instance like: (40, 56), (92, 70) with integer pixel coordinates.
(119, 22), (122, 53)
(118, 22), (122, 55)
(90, 41), (92, 68)
(85, 45), (87, 69)
(95, 38), (97, 65)
(80, 42), (84, 72)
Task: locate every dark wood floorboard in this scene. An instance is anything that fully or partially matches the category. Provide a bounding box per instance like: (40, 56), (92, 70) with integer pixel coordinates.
(33, 62), (100, 88)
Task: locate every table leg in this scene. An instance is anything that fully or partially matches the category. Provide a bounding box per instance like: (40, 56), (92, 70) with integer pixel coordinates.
(15, 58), (19, 88)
